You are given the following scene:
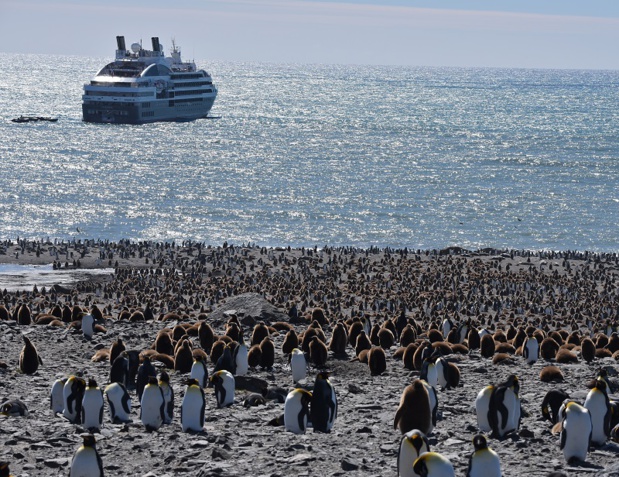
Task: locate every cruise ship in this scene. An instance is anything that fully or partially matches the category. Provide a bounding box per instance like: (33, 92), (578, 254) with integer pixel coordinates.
(82, 36), (217, 124)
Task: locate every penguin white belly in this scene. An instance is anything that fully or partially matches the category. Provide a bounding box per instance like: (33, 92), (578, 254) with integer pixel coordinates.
(425, 364), (439, 388)
(140, 386), (164, 430)
(562, 405), (592, 462)
(50, 379), (65, 413)
(290, 351), (307, 383)
(160, 384), (174, 424)
(181, 388), (205, 432)
(105, 383), (131, 423)
(468, 449), (502, 477)
(496, 388), (520, 436)
(82, 390), (104, 431)
(421, 380), (437, 433)
(284, 390), (309, 434)
(524, 338), (538, 364)
(70, 447), (102, 477)
(235, 344), (249, 376)
(397, 431), (428, 477)
(190, 362), (208, 388)
(81, 314), (94, 339)
(435, 359), (447, 389)
(584, 391), (608, 445)
(475, 386), (493, 433)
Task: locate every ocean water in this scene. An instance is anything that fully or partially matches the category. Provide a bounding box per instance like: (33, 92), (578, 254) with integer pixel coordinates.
(0, 52), (618, 252)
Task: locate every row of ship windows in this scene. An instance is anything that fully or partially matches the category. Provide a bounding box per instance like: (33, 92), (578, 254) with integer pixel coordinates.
(85, 89), (212, 98)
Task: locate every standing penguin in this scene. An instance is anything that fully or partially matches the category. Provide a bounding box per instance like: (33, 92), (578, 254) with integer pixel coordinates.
(466, 434), (502, 477)
(560, 401), (592, 463)
(63, 376), (87, 424)
(310, 372), (337, 433)
(181, 378), (206, 433)
(213, 345), (235, 374)
(488, 375), (521, 438)
(140, 376), (165, 431)
(81, 379), (104, 433)
(394, 379), (435, 435)
(159, 371), (174, 424)
(136, 356), (158, 402)
(284, 388), (313, 434)
(397, 429), (430, 477)
(584, 378), (612, 446)
(50, 377), (67, 414)
(413, 452), (455, 477)
(104, 382), (132, 423)
(190, 354), (209, 388)
(109, 352), (129, 388)
(290, 348), (308, 384)
(19, 335), (42, 374)
(541, 389), (571, 425)
(522, 335), (539, 364)
(475, 385), (495, 433)
(233, 337), (249, 376)
(69, 434), (103, 477)
(210, 370), (235, 408)
(81, 313), (95, 340)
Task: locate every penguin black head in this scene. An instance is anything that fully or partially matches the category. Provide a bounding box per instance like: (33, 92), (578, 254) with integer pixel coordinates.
(406, 430), (429, 454)
(159, 371), (170, 384)
(81, 433), (97, 447)
(472, 434), (488, 451)
(594, 378), (607, 393)
(184, 378), (200, 387)
(87, 378), (98, 388)
(504, 374), (520, 394)
(147, 376), (158, 385)
(316, 371), (330, 381)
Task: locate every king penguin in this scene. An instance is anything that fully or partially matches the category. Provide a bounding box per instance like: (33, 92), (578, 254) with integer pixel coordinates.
(488, 374), (521, 438)
(140, 376), (165, 431)
(181, 378), (206, 433)
(63, 376), (87, 424)
(159, 371), (174, 424)
(394, 379), (436, 436)
(81, 313), (95, 340)
(190, 354), (209, 388)
(233, 335), (249, 376)
(19, 335), (42, 375)
(584, 378), (612, 446)
(50, 377), (67, 414)
(413, 452), (455, 477)
(560, 401), (592, 464)
(290, 348), (308, 384)
(104, 382), (131, 423)
(310, 372), (337, 433)
(475, 384), (494, 433)
(397, 429), (430, 477)
(522, 335), (539, 364)
(136, 356), (158, 402)
(284, 388), (313, 434)
(69, 434), (103, 477)
(81, 378), (104, 433)
(466, 434), (502, 477)
(210, 370), (235, 408)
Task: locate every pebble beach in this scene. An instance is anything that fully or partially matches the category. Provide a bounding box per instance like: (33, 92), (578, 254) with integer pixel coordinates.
(1, 238), (619, 476)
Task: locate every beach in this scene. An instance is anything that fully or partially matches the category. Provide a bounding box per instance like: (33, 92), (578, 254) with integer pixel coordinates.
(1, 239), (618, 476)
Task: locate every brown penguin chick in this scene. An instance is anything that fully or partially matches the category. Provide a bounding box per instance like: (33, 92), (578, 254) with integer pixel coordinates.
(555, 348), (578, 364)
(580, 338), (595, 363)
(225, 322), (241, 342)
(540, 365), (564, 383)
(431, 341), (453, 356)
(174, 340), (194, 373)
(0, 304), (10, 320)
(427, 329), (443, 343)
(271, 321), (294, 332)
(259, 337), (275, 369)
(548, 331), (564, 345)
(109, 337), (126, 365)
(445, 361), (460, 388)
(91, 349), (110, 363)
(192, 348), (208, 361)
(309, 336), (328, 368)
(281, 330), (299, 355)
(446, 327), (459, 345)
(467, 328), (481, 350)
(480, 334), (495, 358)
(172, 324), (187, 342)
(174, 335), (191, 355)
(378, 327), (395, 349)
(492, 353), (515, 365)
(495, 342), (516, 355)
(247, 345), (262, 368)
(595, 333), (609, 349)
(90, 304), (104, 322)
(311, 307), (329, 326)
(19, 336), (42, 374)
(392, 346), (406, 360)
(394, 379), (432, 435)
(355, 331), (372, 356)
(17, 304), (31, 326)
(511, 327), (527, 350)
(154, 330), (174, 356)
(152, 352), (175, 369)
(493, 329), (507, 343)
(595, 348), (613, 359)
(328, 322), (348, 356)
(358, 348), (370, 364)
(607, 333), (619, 354)
(399, 324), (417, 347)
(368, 346), (387, 375)
(251, 322), (270, 346)
(413, 341), (431, 371)
(347, 320), (364, 348)
(198, 321), (215, 354)
(129, 310), (145, 322)
(369, 324), (381, 346)
(567, 331), (581, 346)
(34, 314), (57, 325)
(540, 337), (560, 360)
(210, 340), (227, 365)
(450, 343), (469, 355)
(402, 343), (419, 370)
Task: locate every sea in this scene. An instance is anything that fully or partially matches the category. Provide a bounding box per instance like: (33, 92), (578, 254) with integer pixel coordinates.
(1, 52), (618, 253)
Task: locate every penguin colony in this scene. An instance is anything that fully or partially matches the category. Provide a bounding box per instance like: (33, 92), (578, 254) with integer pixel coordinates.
(0, 241), (619, 475)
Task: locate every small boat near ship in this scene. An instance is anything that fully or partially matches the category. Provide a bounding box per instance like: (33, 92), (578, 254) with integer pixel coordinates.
(82, 36), (217, 124)
(11, 116), (58, 123)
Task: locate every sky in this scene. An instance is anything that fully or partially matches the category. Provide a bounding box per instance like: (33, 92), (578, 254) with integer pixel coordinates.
(1, 0), (619, 69)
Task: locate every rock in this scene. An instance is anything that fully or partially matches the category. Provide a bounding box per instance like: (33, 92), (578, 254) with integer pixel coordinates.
(341, 458), (360, 471)
(208, 293), (290, 324)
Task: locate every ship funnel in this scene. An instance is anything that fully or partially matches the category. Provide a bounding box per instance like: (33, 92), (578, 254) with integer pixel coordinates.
(151, 37), (161, 52)
(116, 36), (126, 51)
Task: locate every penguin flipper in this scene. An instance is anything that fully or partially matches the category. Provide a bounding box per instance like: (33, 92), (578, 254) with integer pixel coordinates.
(560, 425), (566, 450)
